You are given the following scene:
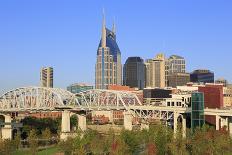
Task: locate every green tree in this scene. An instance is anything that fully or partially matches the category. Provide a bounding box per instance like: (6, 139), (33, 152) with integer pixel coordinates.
(0, 139), (16, 155)
(42, 128), (51, 146)
(28, 129), (38, 155)
(59, 137), (75, 155)
(13, 133), (21, 150)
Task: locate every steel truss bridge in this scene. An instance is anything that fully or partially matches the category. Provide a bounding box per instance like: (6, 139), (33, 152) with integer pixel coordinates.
(0, 86), (232, 139)
(0, 87), (232, 120)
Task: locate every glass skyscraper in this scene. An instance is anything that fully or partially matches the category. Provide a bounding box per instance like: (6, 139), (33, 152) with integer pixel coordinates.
(95, 14), (122, 89)
(123, 57), (145, 89)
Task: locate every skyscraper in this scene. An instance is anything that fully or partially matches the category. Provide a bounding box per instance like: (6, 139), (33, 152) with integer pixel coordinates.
(145, 53), (165, 88)
(165, 55), (186, 86)
(95, 14), (122, 89)
(123, 57), (145, 89)
(190, 69), (214, 83)
(40, 67), (53, 88)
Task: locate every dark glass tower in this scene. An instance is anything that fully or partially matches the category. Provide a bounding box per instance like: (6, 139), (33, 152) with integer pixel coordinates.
(190, 69), (214, 83)
(95, 14), (122, 89)
(123, 57), (145, 89)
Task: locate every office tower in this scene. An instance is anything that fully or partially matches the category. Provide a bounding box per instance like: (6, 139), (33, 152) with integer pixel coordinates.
(95, 14), (122, 89)
(67, 83), (93, 94)
(190, 69), (214, 83)
(215, 78), (228, 87)
(167, 73), (190, 87)
(40, 67), (53, 88)
(123, 57), (145, 89)
(145, 53), (165, 88)
(166, 55), (186, 86)
(167, 55), (186, 73)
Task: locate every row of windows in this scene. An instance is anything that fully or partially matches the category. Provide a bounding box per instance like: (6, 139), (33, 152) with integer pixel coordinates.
(167, 101), (183, 107)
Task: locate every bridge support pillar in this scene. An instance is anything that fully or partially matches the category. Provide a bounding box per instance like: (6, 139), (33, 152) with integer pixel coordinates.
(173, 112), (179, 136)
(60, 110), (71, 140)
(77, 115), (86, 131)
(216, 115), (220, 130)
(124, 111), (132, 131)
(221, 117), (228, 130)
(229, 117), (232, 137)
(182, 115), (186, 138)
(1, 115), (12, 140)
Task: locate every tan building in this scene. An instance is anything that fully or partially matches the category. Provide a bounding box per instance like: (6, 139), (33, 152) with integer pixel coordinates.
(223, 87), (232, 107)
(167, 73), (190, 88)
(95, 14), (122, 89)
(40, 67), (53, 88)
(145, 53), (165, 88)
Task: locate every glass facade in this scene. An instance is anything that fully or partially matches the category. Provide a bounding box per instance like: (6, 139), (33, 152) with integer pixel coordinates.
(123, 57), (145, 89)
(191, 92), (205, 131)
(67, 84), (93, 94)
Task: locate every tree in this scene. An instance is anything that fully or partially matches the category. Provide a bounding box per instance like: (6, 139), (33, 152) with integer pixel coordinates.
(28, 129), (38, 155)
(42, 128), (51, 146)
(13, 132), (21, 150)
(58, 137), (75, 155)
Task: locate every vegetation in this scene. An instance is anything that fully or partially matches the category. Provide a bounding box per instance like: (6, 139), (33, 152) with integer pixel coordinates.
(0, 123), (232, 155)
(57, 124), (232, 155)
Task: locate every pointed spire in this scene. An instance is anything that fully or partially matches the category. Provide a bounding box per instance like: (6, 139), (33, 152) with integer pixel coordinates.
(101, 8), (106, 47)
(112, 17), (116, 34)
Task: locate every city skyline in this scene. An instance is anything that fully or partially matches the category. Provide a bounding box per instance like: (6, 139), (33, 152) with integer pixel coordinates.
(1, 0), (232, 94)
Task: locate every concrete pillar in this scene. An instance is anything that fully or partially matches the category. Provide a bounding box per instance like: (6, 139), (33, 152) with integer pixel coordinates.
(124, 111), (132, 131)
(216, 115), (220, 130)
(221, 117), (228, 130)
(173, 112), (179, 136)
(228, 117), (232, 137)
(141, 122), (149, 130)
(78, 115), (86, 131)
(61, 110), (70, 132)
(182, 115), (186, 138)
(1, 115), (12, 140)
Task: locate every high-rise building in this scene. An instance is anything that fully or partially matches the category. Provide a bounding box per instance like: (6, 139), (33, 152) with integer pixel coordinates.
(190, 69), (214, 83)
(67, 83), (93, 94)
(123, 57), (145, 89)
(145, 53), (165, 88)
(95, 14), (122, 89)
(40, 67), (53, 88)
(167, 73), (190, 87)
(165, 55), (186, 86)
(215, 78), (228, 87)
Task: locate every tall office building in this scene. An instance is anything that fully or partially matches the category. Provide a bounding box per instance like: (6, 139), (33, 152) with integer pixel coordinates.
(123, 57), (145, 89)
(190, 69), (214, 83)
(145, 53), (165, 88)
(166, 55), (186, 73)
(165, 55), (186, 86)
(40, 67), (53, 88)
(165, 55), (186, 87)
(95, 14), (122, 89)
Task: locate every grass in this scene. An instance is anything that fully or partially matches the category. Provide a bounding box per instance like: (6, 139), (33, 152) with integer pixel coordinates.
(13, 146), (61, 155)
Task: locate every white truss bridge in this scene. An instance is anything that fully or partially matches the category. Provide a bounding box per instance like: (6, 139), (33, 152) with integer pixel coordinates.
(0, 86), (232, 139)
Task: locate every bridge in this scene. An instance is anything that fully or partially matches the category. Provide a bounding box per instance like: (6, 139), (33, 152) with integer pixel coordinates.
(0, 86), (232, 140)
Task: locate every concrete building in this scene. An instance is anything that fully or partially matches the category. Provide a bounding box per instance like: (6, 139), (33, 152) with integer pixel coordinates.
(67, 83), (93, 94)
(95, 14), (122, 89)
(190, 69), (214, 84)
(123, 57), (145, 89)
(165, 55), (186, 87)
(166, 55), (186, 74)
(40, 67), (53, 88)
(223, 87), (232, 107)
(167, 73), (190, 88)
(215, 78), (228, 87)
(145, 53), (165, 88)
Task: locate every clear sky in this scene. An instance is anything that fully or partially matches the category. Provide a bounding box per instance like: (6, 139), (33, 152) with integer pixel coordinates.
(0, 0), (232, 95)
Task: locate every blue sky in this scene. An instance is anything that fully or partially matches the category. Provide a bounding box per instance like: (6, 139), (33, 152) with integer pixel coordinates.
(0, 0), (232, 94)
